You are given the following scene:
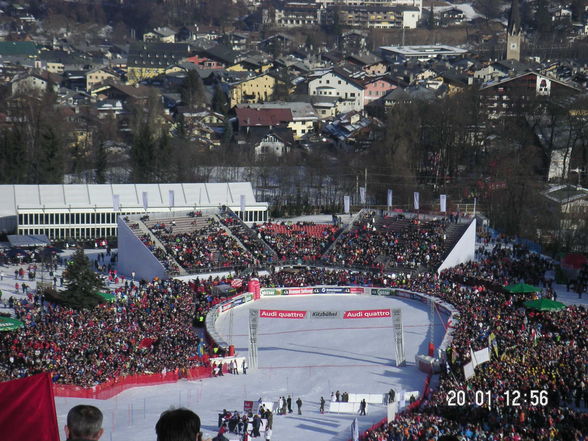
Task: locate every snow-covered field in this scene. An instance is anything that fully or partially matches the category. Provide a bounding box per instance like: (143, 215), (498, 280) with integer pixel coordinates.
(54, 295), (444, 441)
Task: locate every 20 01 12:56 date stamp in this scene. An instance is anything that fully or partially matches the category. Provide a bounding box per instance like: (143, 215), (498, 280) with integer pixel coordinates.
(446, 390), (549, 409)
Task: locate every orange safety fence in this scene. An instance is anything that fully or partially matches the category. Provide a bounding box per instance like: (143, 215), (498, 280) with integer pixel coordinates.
(52, 366), (212, 400)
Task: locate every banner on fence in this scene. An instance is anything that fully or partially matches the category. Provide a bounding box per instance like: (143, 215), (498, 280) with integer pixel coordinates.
(343, 309), (391, 319)
(259, 310), (307, 319)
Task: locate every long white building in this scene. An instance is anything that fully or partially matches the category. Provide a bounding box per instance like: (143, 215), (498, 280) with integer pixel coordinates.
(0, 183), (268, 240)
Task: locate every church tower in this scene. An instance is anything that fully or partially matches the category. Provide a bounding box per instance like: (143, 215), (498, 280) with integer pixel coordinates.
(506, 0), (522, 61)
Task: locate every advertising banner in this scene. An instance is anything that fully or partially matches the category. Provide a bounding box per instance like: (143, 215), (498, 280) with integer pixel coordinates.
(312, 287), (351, 294)
(309, 310), (340, 319)
(259, 310), (307, 319)
(343, 309), (391, 319)
(244, 401), (254, 413)
(371, 288), (394, 296)
(168, 190), (175, 208)
(387, 189), (393, 208)
(240, 194), (246, 213)
(220, 301), (235, 312)
(112, 194), (120, 212)
(440, 194), (447, 213)
(344, 195), (350, 214)
(413, 192), (420, 210)
(359, 187), (366, 204)
(142, 192), (149, 210)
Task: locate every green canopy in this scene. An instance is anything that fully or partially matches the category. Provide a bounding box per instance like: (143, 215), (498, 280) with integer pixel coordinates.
(96, 292), (116, 302)
(504, 283), (541, 293)
(523, 298), (566, 311)
(0, 317), (24, 331)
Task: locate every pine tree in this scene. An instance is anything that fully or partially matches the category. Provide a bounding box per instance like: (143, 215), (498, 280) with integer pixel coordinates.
(428, 5), (435, 29)
(180, 70), (206, 109)
(62, 248), (105, 308)
(39, 127), (64, 184)
(95, 142), (107, 184)
(212, 84), (229, 115)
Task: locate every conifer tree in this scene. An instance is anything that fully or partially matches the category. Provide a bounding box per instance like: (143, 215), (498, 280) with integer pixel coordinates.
(62, 248), (105, 308)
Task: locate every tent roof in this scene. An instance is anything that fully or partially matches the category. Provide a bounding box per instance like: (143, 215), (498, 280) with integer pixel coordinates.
(0, 183), (264, 216)
(7, 235), (50, 248)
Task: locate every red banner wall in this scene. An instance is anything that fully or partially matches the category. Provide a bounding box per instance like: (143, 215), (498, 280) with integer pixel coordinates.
(53, 366), (212, 400)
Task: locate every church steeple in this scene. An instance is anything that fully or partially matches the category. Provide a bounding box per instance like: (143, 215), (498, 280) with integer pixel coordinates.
(506, 0), (522, 61)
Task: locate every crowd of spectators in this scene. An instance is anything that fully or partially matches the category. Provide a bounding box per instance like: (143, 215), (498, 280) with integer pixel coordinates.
(219, 215), (277, 264)
(324, 212), (450, 271)
(0, 277), (236, 387)
(138, 233), (181, 275)
(1, 212), (587, 439)
(150, 217), (257, 273)
(253, 222), (340, 263)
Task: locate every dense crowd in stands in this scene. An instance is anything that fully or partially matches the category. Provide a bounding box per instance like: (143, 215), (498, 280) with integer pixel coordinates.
(0, 278), (233, 387)
(219, 215), (276, 264)
(138, 233), (181, 275)
(324, 212), (450, 271)
(253, 222), (340, 263)
(150, 217), (257, 272)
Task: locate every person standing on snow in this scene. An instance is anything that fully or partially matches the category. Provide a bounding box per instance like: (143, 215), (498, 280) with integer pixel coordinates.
(296, 398), (302, 415)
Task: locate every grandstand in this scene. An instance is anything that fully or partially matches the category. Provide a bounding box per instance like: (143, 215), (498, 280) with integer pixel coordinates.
(119, 208), (475, 280)
(0, 183), (268, 240)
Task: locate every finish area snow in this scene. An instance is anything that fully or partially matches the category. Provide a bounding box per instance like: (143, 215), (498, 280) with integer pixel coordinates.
(55, 295), (447, 441)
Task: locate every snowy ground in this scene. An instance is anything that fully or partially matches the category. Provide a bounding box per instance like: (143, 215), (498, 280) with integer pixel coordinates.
(54, 294), (444, 441)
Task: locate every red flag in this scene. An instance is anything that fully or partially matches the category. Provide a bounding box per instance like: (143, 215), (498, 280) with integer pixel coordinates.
(0, 373), (59, 441)
(138, 337), (156, 348)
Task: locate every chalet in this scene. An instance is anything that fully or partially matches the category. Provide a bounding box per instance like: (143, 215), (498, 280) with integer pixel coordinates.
(86, 67), (119, 91)
(228, 73), (280, 107)
(440, 7), (465, 26)
(237, 102), (318, 139)
(480, 72), (581, 118)
(143, 27), (176, 44)
(363, 76), (397, 105)
(90, 80), (154, 106)
(235, 106), (293, 131)
(308, 67), (365, 113)
(346, 53), (387, 76)
(11, 70), (60, 96)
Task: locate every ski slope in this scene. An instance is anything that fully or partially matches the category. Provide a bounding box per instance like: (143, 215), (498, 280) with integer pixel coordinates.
(54, 294), (446, 441)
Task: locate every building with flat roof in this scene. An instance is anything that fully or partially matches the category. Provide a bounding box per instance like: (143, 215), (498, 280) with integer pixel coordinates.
(380, 45), (468, 61)
(0, 183), (268, 240)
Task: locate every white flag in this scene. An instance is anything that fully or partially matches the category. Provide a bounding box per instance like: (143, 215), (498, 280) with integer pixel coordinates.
(112, 194), (120, 212)
(387, 189), (393, 208)
(359, 187), (366, 204)
(240, 194), (246, 214)
(168, 190), (175, 208)
(472, 347), (490, 368)
(440, 194), (447, 213)
(344, 195), (350, 214)
(142, 192), (148, 210)
(351, 417), (359, 441)
(463, 361), (475, 380)
(413, 192), (420, 210)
